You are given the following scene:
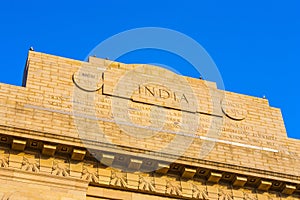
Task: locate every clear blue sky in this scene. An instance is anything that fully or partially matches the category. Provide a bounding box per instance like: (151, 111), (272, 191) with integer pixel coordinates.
(0, 1), (299, 139)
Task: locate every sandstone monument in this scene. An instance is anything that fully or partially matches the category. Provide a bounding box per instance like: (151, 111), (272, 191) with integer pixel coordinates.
(0, 50), (299, 199)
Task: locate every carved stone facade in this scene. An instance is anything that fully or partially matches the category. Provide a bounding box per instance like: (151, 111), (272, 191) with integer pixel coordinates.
(0, 51), (299, 199)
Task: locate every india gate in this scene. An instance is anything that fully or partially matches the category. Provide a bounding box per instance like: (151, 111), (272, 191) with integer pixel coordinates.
(0, 50), (299, 199)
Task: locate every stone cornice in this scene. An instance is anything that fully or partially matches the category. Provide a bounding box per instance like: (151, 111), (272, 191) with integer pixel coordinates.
(0, 124), (299, 183)
(0, 125), (299, 197)
(0, 149), (299, 199)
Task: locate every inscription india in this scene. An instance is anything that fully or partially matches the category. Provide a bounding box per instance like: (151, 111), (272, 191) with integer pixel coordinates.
(138, 84), (189, 104)
(14, 63), (285, 161)
(70, 70), (279, 147)
(20, 68), (278, 151)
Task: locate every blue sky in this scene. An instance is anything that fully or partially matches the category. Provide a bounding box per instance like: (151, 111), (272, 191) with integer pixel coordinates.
(0, 1), (299, 139)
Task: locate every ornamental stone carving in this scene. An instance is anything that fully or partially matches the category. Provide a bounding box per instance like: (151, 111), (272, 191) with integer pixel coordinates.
(21, 157), (39, 172)
(110, 171), (127, 188)
(82, 165), (98, 183)
(0, 156), (8, 168)
(52, 160), (69, 177)
(139, 175), (156, 192)
(219, 189), (233, 200)
(166, 179), (182, 196)
(192, 183), (209, 199)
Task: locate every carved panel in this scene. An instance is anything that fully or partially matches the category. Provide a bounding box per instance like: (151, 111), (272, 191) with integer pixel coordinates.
(0, 150), (8, 168)
(82, 163), (98, 183)
(218, 188), (233, 200)
(110, 170), (127, 188)
(166, 178), (182, 196)
(139, 175), (156, 192)
(21, 156), (39, 172)
(192, 182), (209, 199)
(52, 159), (70, 177)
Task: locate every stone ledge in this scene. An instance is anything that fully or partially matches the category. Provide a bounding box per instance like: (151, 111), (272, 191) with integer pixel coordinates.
(0, 126), (299, 187)
(0, 135), (299, 197)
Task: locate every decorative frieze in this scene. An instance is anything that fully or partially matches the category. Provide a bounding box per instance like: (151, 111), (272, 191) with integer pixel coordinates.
(0, 150), (8, 168)
(218, 188), (234, 200)
(52, 159), (70, 177)
(166, 178), (182, 196)
(138, 175), (155, 192)
(110, 170), (127, 188)
(0, 142), (299, 199)
(21, 157), (39, 172)
(191, 182), (209, 199)
(81, 165), (98, 183)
